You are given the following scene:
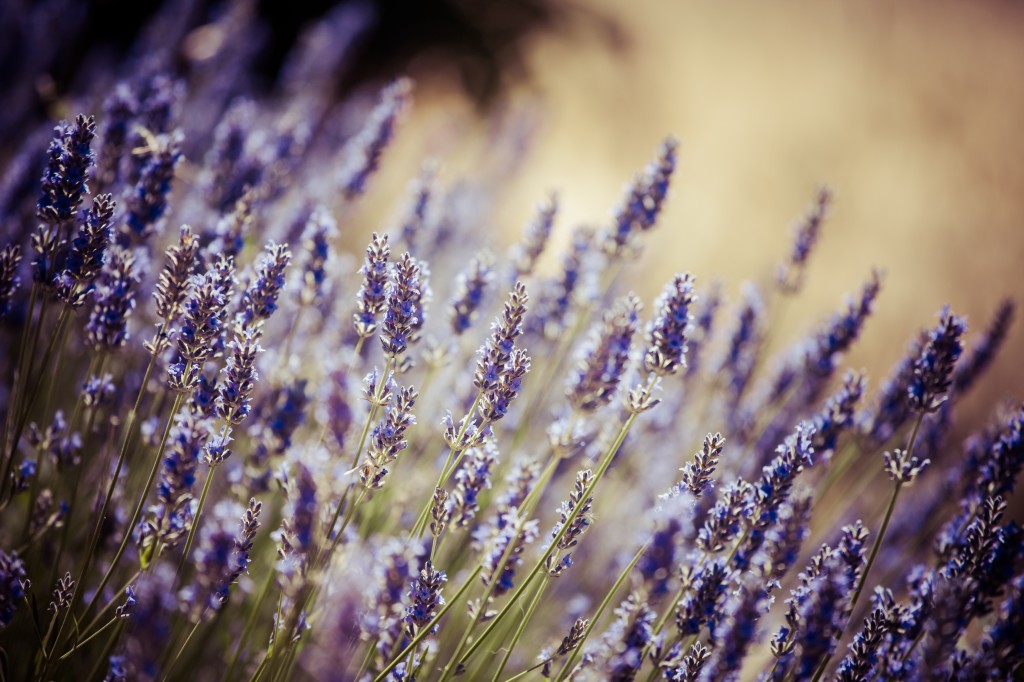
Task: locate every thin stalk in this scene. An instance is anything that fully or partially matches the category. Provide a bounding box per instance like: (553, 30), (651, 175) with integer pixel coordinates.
(458, 388), (649, 669)
(57, 616), (119, 661)
(2, 282), (39, 454)
(347, 355), (395, 477)
(348, 335), (367, 374)
(492, 579), (547, 682)
(281, 305), (305, 360)
(77, 569), (141, 642)
(83, 392), (185, 618)
(162, 615), (205, 681)
(225, 565), (275, 681)
(410, 390), (486, 538)
(809, 412), (924, 682)
(175, 462), (219, 582)
(6, 305), (69, 470)
(556, 543), (648, 681)
(438, 518), (528, 682)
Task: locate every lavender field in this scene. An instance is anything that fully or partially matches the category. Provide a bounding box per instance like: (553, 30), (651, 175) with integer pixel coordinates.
(0, 1), (1022, 680)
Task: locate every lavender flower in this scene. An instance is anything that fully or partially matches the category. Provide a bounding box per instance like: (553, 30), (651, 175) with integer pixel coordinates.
(479, 347), (530, 423)
(30, 225), (60, 288)
(684, 282), (722, 381)
(209, 190), (255, 261)
(380, 253), (425, 358)
(758, 494), (812, 582)
(450, 441), (498, 527)
(539, 616), (589, 677)
(810, 370), (866, 459)
(104, 655), (128, 682)
(168, 255), (234, 392)
(952, 299), (1014, 394)
(404, 560), (446, 637)
(701, 578), (776, 682)
(697, 480), (753, 554)
(600, 137), (678, 259)
(57, 192), (114, 307)
(717, 283), (765, 410)
(152, 224), (200, 329)
(530, 226), (592, 339)
(0, 243), (22, 317)
(37, 114), (96, 228)
(776, 186), (831, 293)
(238, 241), (292, 330)
(202, 99), (256, 211)
(474, 459), (542, 548)
(199, 498), (261, 610)
(596, 593), (655, 681)
(140, 410), (210, 556)
(835, 588), (903, 682)
(474, 281), (529, 392)
(546, 469), (595, 577)
(297, 206), (336, 306)
(804, 270), (882, 383)
(449, 251), (495, 335)
(121, 130), (182, 242)
(884, 447), (930, 485)
(777, 546), (854, 681)
(566, 294), (641, 413)
(278, 460), (318, 567)
(661, 641), (711, 682)
(85, 246), (138, 351)
(94, 84), (137, 191)
(859, 330), (927, 446)
(339, 78), (412, 200)
(363, 539), (419, 651)
(216, 327), (262, 425)
(395, 162), (437, 254)
(482, 510), (539, 596)
(736, 423), (815, 568)
(360, 385), (418, 489)
(354, 232), (391, 338)
(48, 571), (74, 613)
(907, 307), (966, 413)
(675, 559), (729, 636)
(511, 193), (558, 280)
(430, 487), (450, 537)
(676, 432), (726, 498)
(0, 549), (28, 628)
(644, 273), (696, 377)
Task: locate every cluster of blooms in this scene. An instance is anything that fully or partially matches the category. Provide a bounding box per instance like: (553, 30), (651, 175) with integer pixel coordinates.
(0, 6), (1021, 682)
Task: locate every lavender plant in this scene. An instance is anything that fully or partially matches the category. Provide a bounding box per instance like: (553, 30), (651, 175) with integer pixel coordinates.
(0, 14), (1021, 682)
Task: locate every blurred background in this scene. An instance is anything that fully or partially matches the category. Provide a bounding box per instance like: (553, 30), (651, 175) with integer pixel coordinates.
(386, 0), (1024, 435)
(3, 0), (1023, 430)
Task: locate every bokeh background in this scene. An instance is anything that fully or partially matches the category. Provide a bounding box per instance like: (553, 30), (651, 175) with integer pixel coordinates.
(4, 0), (1023, 433)
(378, 0), (1024, 438)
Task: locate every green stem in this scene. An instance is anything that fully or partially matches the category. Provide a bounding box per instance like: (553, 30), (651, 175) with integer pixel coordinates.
(82, 392), (185, 620)
(556, 543), (648, 681)
(162, 614), (205, 681)
(225, 563), (275, 681)
(458, 390), (648, 670)
(57, 615), (118, 661)
(438, 516), (529, 682)
(809, 412), (924, 682)
(410, 391), (486, 539)
(492, 579), (548, 682)
(176, 462), (219, 582)
(77, 570), (141, 643)
(6, 305), (68, 473)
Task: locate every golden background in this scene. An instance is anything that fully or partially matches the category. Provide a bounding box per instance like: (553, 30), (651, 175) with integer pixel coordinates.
(366, 0), (1023, 432)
